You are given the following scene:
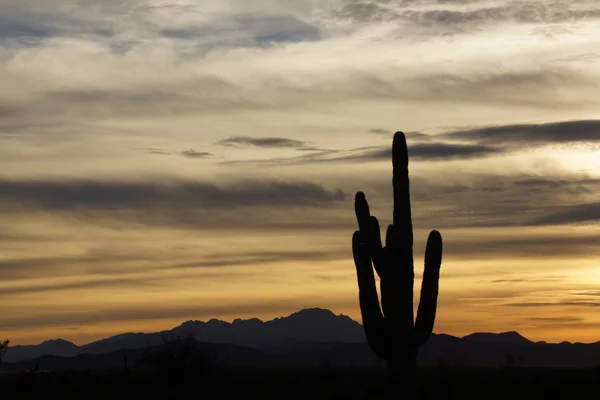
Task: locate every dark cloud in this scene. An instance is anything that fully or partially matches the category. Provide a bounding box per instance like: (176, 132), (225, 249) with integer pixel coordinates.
(0, 249), (350, 281)
(0, 103), (26, 119)
(295, 147), (338, 153)
(407, 131), (432, 142)
(0, 179), (346, 211)
(409, 2), (600, 27)
(179, 164), (600, 232)
(345, 142), (504, 161)
(337, 2), (381, 21)
(443, 119), (600, 148)
(528, 202), (600, 226)
(0, 15), (57, 39)
(0, 179), (354, 234)
(161, 14), (322, 45)
(513, 177), (600, 189)
(0, 178), (350, 234)
(0, 4), (115, 42)
(344, 167), (600, 232)
(143, 148), (171, 155)
(405, 173), (600, 229)
(216, 136), (309, 149)
(444, 234), (600, 260)
(223, 141), (503, 166)
(348, 142), (501, 161)
(0, 3), (321, 54)
(180, 149), (213, 158)
(369, 128), (390, 135)
(369, 130), (432, 142)
(408, 172), (598, 220)
(335, 1), (600, 35)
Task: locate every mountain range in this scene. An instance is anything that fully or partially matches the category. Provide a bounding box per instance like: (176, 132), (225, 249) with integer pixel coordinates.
(4, 308), (600, 370)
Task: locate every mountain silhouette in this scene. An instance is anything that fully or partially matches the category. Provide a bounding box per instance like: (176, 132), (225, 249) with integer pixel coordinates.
(5, 308), (600, 369)
(6, 308), (365, 362)
(6, 338), (79, 361)
(462, 331), (533, 346)
(172, 308), (365, 348)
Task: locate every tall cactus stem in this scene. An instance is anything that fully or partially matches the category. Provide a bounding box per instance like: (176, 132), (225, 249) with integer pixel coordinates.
(352, 131), (443, 399)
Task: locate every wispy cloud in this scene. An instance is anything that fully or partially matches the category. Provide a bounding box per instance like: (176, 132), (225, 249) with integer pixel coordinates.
(180, 149), (213, 158)
(343, 142), (505, 161)
(222, 141), (504, 166)
(528, 202), (600, 226)
(160, 14), (322, 46)
(443, 119), (600, 148)
(216, 136), (310, 149)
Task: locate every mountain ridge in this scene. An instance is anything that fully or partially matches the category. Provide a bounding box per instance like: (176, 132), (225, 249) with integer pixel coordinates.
(5, 308), (599, 364)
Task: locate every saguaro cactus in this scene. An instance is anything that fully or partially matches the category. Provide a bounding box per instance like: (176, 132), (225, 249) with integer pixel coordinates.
(352, 131), (443, 398)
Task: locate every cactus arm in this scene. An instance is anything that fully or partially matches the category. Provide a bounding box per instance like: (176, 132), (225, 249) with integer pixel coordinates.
(354, 192), (388, 358)
(355, 191), (372, 233)
(352, 230), (388, 359)
(413, 230), (443, 347)
(368, 215), (384, 277)
(355, 191), (384, 278)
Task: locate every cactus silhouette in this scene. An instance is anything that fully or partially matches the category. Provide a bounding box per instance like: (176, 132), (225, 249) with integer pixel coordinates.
(352, 131), (443, 398)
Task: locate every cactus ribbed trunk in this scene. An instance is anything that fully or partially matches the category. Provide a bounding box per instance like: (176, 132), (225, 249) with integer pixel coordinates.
(352, 132), (443, 400)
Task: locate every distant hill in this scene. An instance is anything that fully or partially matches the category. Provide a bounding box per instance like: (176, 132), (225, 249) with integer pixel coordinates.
(4, 308), (600, 369)
(7, 339), (79, 361)
(3, 341), (275, 372)
(462, 331), (533, 346)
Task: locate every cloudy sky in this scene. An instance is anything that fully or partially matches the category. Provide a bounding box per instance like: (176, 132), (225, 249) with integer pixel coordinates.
(1, 0), (599, 346)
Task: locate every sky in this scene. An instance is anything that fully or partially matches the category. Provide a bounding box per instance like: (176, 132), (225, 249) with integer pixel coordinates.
(1, 0), (599, 346)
